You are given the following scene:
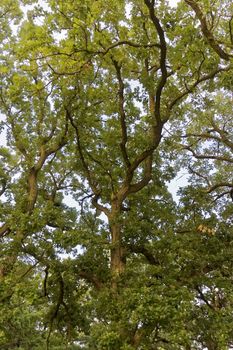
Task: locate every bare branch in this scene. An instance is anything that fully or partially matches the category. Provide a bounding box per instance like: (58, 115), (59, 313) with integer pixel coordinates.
(27, 117), (69, 213)
(66, 109), (99, 195)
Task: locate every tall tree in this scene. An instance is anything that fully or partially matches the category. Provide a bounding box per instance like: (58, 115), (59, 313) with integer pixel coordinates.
(0, 0), (233, 349)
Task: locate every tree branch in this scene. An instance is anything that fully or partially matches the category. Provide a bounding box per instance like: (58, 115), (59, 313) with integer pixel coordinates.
(144, 0), (168, 122)
(184, 145), (233, 163)
(66, 108), (109, 215)
(168, 65), (232, 111)
(185, 0), (231, 60)
(0, 223), (10, 237)
(112, 59), (130, 167)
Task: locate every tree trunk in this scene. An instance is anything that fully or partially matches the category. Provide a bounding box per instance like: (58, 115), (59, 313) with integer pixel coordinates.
(206, 340), (218, 350)
(109, 198), (125, 278)
(110, 222), (125, 275)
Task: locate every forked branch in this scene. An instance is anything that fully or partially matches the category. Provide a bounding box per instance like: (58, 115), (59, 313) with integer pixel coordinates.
(185, 0), (231, 60)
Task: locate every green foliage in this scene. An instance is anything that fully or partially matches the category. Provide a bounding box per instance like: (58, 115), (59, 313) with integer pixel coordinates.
(0, 0), (233, 349)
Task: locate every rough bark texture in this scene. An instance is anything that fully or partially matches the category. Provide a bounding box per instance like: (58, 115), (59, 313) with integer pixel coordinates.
(109, 197), (125, 277)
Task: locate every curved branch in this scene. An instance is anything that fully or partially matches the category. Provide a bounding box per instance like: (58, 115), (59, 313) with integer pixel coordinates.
(169, 65), (232, 111)
(112, 59), (130, 167)
(27, 117), (68, 213)
(206, 183), (233, 193)
(144, 0), (168, 122)
(211, 119), (233, 151)
(127, 243), (160, 266)
(99, 40), (161, 56)
(184, 0), (231, 60)
(184, 145), (233, 163)
(66, 108), (109, 216)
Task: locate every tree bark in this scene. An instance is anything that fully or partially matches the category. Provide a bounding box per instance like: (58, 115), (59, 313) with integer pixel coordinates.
(110, 222), (125, 275)
(109, 197), (125, 278)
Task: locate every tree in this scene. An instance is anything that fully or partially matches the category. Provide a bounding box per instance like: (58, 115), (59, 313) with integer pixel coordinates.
(0, 0), (233, 349)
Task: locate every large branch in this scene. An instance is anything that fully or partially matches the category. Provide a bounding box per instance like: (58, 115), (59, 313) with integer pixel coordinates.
(129, 124), (163, 175)
(144, 0), (168, 122)
(117, 121), (163, 202)
(127, 156), (153, 195)
(66, 108), (109, 216)
(127, 242), (160, 266)
(206, 183), (233, 193)
(195, 286), (216, 311)
(112, 59), (130, 168)
(184, 0), (231, 60)
(27, 117), (69, 213)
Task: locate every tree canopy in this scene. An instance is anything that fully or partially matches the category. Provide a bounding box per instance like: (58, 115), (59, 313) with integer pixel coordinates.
(0, 0), (233, 349)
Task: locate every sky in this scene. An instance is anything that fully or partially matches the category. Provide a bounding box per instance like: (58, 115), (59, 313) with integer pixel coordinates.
(169, 0), (180, 6)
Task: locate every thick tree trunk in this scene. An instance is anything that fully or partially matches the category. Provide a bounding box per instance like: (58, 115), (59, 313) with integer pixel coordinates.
(27, 167), (38, 213)
(110, 222), (125, 275)
(109, 198), (125, 278)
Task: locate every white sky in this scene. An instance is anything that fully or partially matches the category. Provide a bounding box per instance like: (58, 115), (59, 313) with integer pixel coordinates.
(169, 0), (180, 6)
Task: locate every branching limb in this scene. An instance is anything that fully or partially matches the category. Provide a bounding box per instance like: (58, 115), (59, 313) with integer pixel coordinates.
(211, 118), (233, 151)
(184, 0), (231, 60)
(195, 286), (216, 310)
(206, 183), (233, 193)
(144, 0), (168, 122)
(92, 194), (110, 217)
(127, 155), (153, 196)
(188, 165), (211, 187)
(99, 40), (161, 56)
(184, 145), (233, 163)
(27, 116), (69, 213)
(46, 272), (65, 350)
(66, 108), (109, 216)
(112, 59), (130, 167)
(168, 65), (232, 111)
(78, 270), (103, 290)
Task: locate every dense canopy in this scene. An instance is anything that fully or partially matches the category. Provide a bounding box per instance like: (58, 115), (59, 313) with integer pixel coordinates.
(0, 0), (233, 349)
